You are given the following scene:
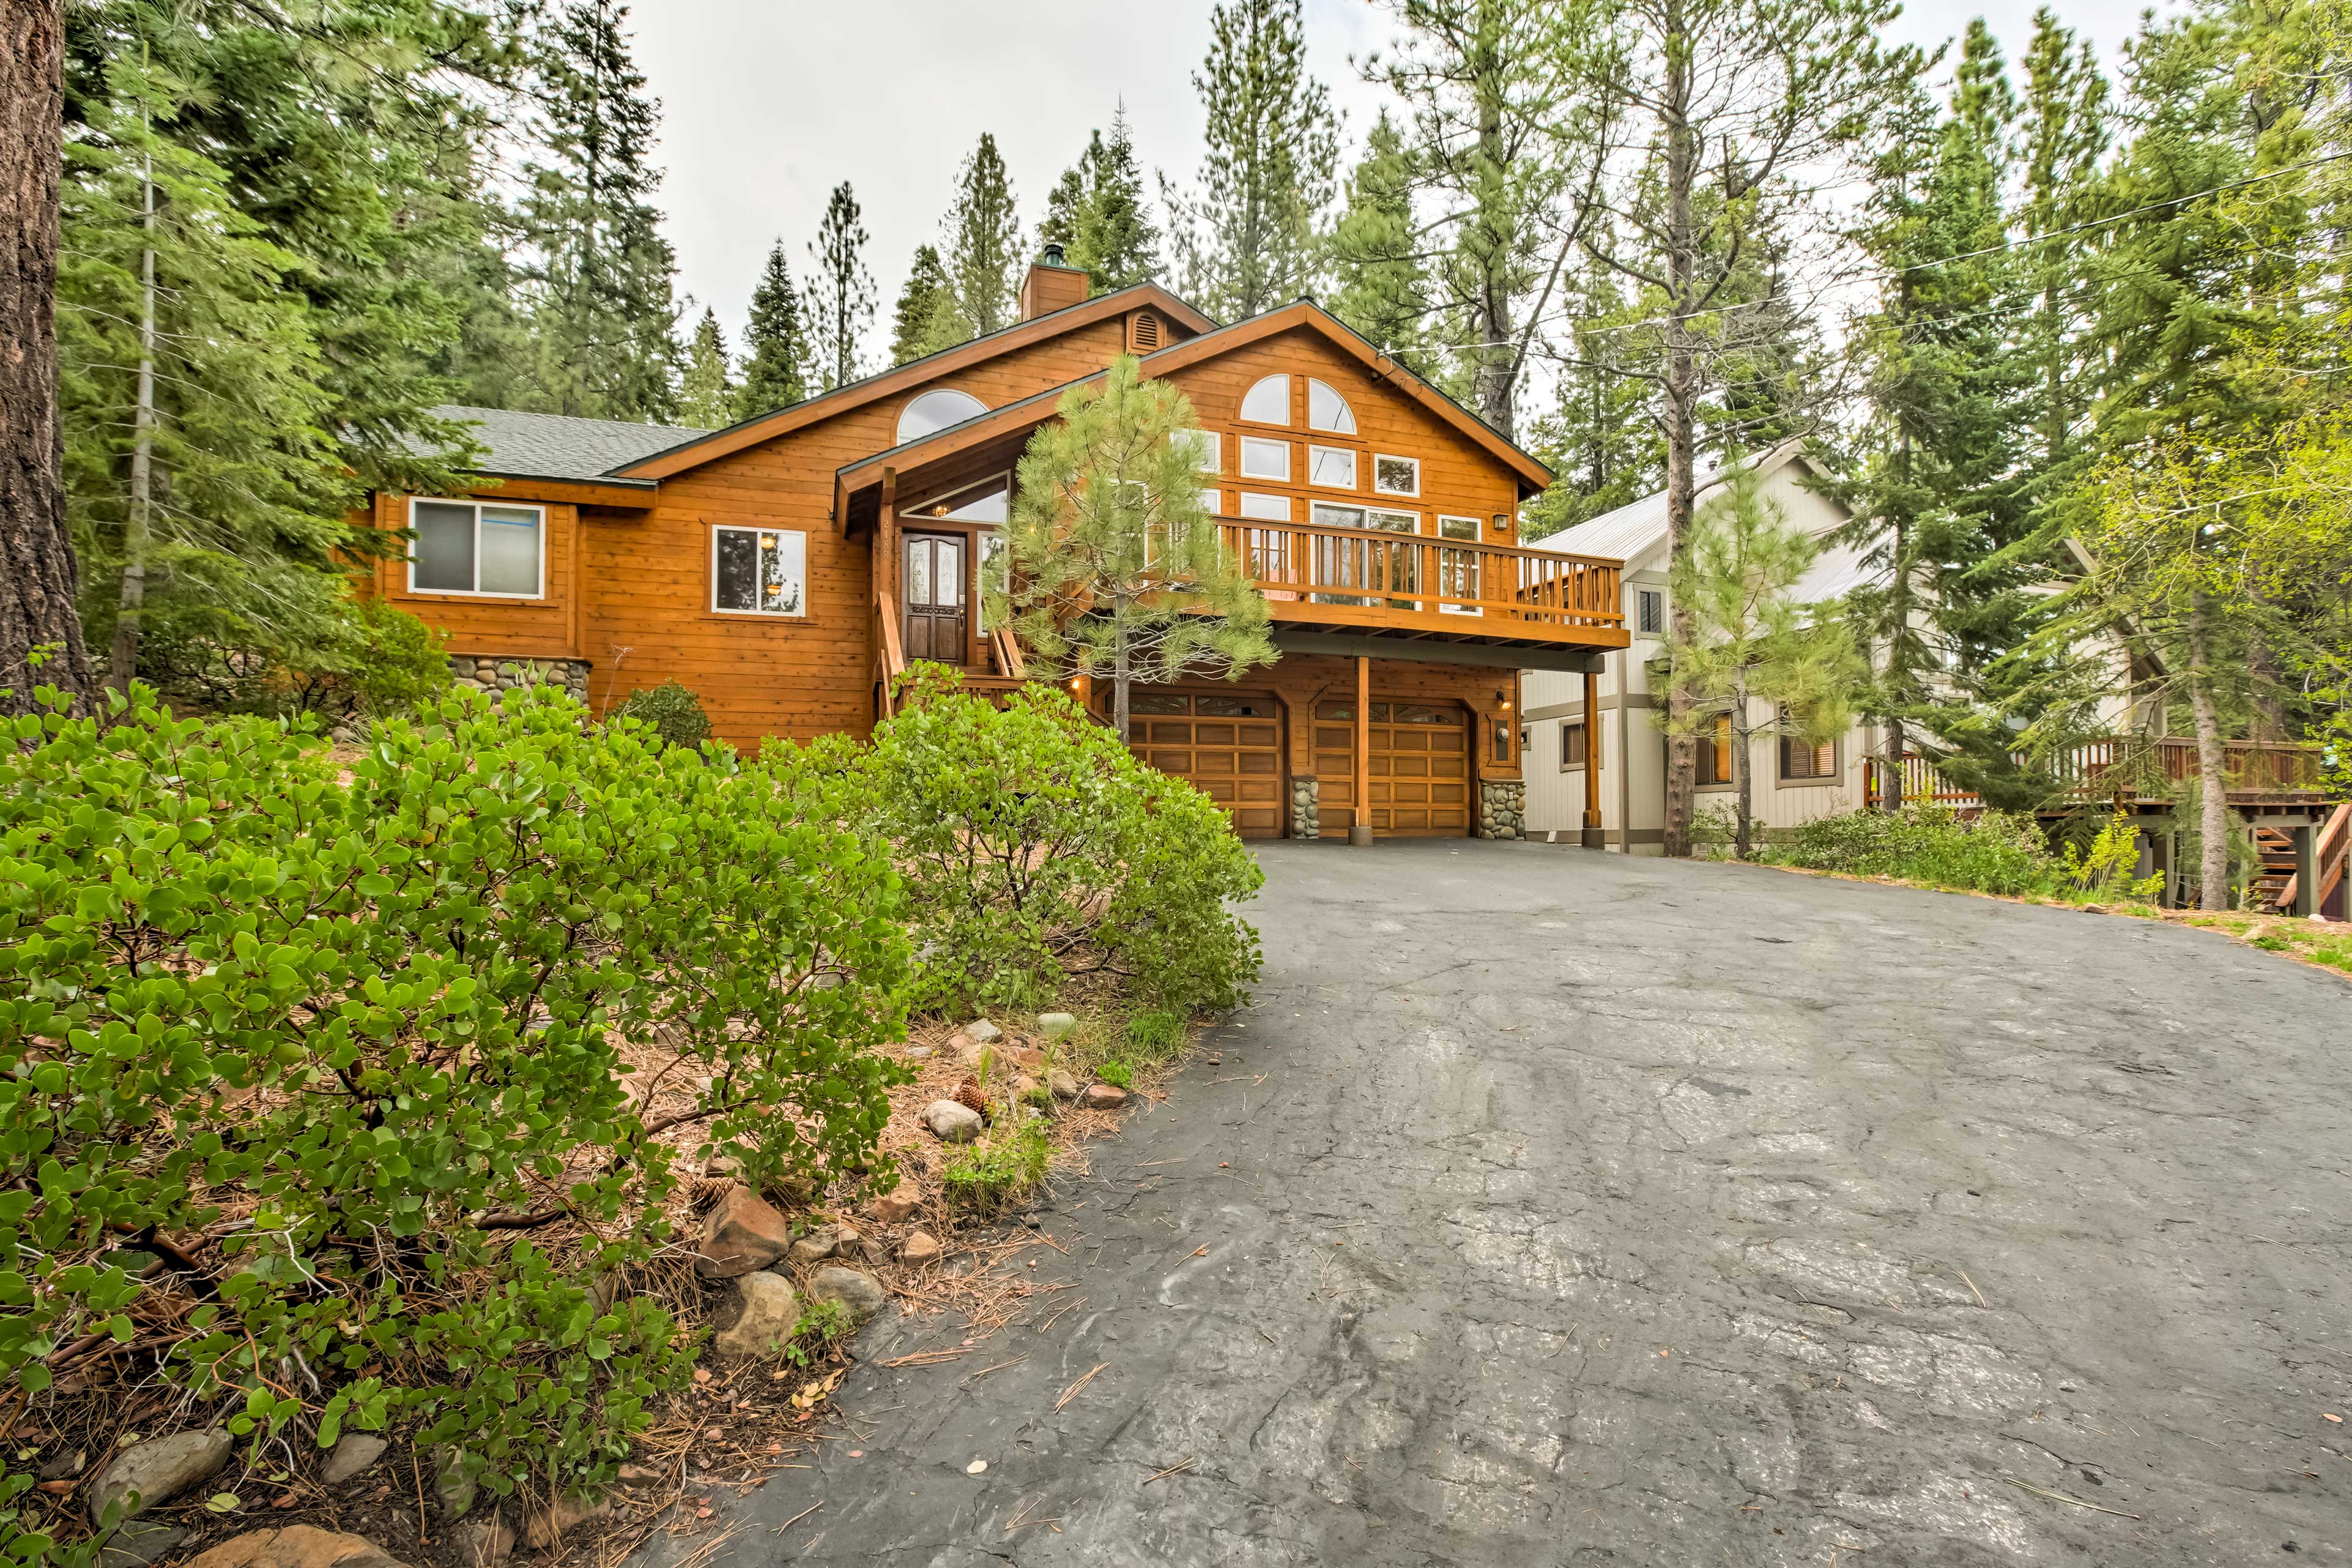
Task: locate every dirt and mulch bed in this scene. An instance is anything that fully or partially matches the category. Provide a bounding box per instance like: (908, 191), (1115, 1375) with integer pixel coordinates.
(22, 1006), (1201, 1568)
(1719, 857), (2352, 979)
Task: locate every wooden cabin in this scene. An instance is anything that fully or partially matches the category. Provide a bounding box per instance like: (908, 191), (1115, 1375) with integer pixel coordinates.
(358, 251), (1630, 841)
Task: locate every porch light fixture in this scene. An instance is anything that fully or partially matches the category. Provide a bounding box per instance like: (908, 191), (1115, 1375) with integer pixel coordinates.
(1496, 688), (1511, 710)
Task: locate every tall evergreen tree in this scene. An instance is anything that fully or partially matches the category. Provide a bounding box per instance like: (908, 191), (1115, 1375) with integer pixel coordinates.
(1523, 239), (1660, 537)
(807, 181), (876, 391)
(891, 243), (968, 366)
(1166, 0), (1339, 322)
(677, 306), (735, 428)
(512, 0), (680, 421)
(945, 133), (1021, 335)
(2016, 7), (2109, 473)
(1329, 109), (1434, 371)
(738, 239), (811, 414)
(1072, 107), (1160, 292)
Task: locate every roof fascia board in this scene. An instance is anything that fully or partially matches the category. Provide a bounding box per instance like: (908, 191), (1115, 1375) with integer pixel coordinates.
(616, 285), (1212, 481)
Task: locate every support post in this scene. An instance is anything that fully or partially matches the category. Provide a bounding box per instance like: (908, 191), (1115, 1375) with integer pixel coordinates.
(1350, 655), (1373, 846)
(1581, 665), (1604, 849)
(2295, 821), (2318, 918)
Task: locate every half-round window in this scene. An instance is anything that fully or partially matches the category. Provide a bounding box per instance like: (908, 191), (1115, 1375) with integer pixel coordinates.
(1307, 379), (1356, 434)
(895, 388), (987, 445)
(1239, 374), (1291, 426)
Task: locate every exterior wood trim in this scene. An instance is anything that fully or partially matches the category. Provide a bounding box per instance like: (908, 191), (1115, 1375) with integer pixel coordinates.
(462, 475), (657, 510)
(616, 285), (1214, 481)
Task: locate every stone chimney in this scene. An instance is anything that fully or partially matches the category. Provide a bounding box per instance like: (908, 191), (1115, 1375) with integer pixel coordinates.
(1019, 243), (1090, 321)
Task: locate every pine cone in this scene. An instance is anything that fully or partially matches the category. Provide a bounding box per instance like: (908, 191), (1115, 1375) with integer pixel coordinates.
(953, 1077), (989, 1117)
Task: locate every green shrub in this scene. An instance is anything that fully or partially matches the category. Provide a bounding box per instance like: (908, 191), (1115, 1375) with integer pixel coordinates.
(939, 1117), (1052, 1212)
(610, 679), (714, 750)
(1765, 806), (2059, 897)
(1123, 1010), (1186, 1063)
(784, 1298), (856, 1368)
(2059, 811), (2165, 903)
(0, 682), (910, 1566)
(857, 669), (1263, 1015)
(1095, 1060), (1134, 1090)
(143, 594), (453, 724)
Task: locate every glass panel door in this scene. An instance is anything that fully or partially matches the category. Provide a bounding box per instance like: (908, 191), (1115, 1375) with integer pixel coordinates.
(903, 534), (968, 665)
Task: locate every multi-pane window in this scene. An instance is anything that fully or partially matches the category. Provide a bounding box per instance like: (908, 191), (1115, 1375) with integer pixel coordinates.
(1175, 430), (1221, 473)
(1638, 588), (1664, 635)
(1308, 445), (1357, 488)
(1239, 436), (1291, 481)
(410, 499), (545, 597)
(1373, 454), (1419, 496)
(712, 526), (807, 616)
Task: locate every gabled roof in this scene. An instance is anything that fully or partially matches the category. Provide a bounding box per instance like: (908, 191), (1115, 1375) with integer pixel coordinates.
(612, 282), (1215, 481)
(429, 405), (708, 484)
(1531, 440), (1836, 567)
(832, 300), (1556, 499)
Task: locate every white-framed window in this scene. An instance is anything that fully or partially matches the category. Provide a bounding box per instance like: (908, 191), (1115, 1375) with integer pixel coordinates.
(1437, 514), (1482, 615)
(1175, 429), (1221, 473)
(1372, 454), (1419, 497)
(1637, 587), (1664, 635)
(1199, 488), (1224, 516)
(1306, 379), (1356, 434)
(1366, 507), (1418, 534)
(409, 498), (545, 597)
(711, 525), (808, 617)
(1240, 374), (1291, 425)
(895, 388), (987, 444)
(1238, 492), (1291, 521)
(1239, 436), (1291, 481)
(1308, 445), (1357, 489)
(904, 472), (1009, 525)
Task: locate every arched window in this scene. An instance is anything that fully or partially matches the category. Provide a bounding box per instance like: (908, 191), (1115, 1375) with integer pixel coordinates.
(1306, 379), (1356, 434)
(895, 388), (987, 445)
(1239, 374), (1290, 425)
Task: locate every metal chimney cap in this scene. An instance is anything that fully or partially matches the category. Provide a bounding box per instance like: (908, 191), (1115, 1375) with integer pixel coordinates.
(1042, 241), (1068, 267)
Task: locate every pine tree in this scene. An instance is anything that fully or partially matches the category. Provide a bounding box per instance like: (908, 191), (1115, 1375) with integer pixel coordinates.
(1072, 108), (1160, 292)
(807, 182), (876, 393)
(1523, 239), (1660, 538)
(738, 239), (812, 414)
(945, 134), (1021, 335)
(891, 243), (970, 366)
(1039, 162), (1087, 254)
(2016, 8), (2108, 471)
(1166, 0), (1338, 322)
(1329, 110), (1434, 371)
(512, 0), (680, 421)
(678, 306), (736, 427)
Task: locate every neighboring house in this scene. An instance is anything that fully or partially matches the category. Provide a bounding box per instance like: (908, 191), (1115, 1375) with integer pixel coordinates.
(1518, 442), (1880, 851)
(358, 249), (1630, 840)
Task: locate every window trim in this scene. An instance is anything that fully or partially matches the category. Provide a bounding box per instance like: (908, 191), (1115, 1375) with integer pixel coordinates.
(1238, 435), (1291, 481)
(895, 386), (989, 445)
(1306, 444), (1359, 491)
(1238, 491), (1291, 522)
(1178, 430), (1222, 474)
(1559, 717), (1588, 772)
(1371, 453), (1420, 497)
(1238, 374), (1291, 427)
(1776, 726), (1842, 786)
(1694, 709), (1738, 790)
(407, 497), (547, 600)
(1305, 377), (1357, 434)
(1637, 587), (1665, 636)
(709, 522), (810, 619)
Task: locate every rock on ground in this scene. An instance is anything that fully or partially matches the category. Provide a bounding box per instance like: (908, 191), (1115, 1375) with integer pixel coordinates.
(965, 1019), (1001, 1044)
(453, 1515), (514, 1568)
(900, 1232), (942, 1265)
(319, 1434), (386, 1487)
(693, 1185), (794, 1278)
(522, 1494), (612, 1551)
(1083, 1083), (1128, 1109)
(713, 1271), (801, 1359)
(178, 1528), (410, 1568)
(1048, 1069), (1080, 1100)
(804, 1265), (888, 1326)
(89, 1430), (230, 1523)
(97, 1523), (181, 1568)
(866, 1191), (919, 1224)
(1038, 1012), (1077, 1039)
(923, 1099), (982, 1143)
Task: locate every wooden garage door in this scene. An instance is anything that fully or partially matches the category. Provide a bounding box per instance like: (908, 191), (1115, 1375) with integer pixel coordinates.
(1314, 701), (1471, 837)
(1126, 692), (1284, 838)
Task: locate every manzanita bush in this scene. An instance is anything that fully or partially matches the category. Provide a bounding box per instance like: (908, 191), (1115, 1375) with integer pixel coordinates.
(0, 684), (910, 1567)
(858, 669), (1264, 1014)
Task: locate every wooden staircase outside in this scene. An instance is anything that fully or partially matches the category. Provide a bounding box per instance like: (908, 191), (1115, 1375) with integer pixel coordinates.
(2261, 801), (2352, 914)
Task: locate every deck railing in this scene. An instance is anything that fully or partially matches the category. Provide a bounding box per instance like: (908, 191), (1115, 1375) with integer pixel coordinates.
(1213, 517), (1623, 632)
(1864, 736), (2329, 812)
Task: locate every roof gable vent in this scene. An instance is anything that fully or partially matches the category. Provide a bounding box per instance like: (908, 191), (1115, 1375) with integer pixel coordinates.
(1133, 311), (1161, 351)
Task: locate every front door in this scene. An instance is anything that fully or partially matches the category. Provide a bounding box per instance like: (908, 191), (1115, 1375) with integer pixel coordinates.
(903, 533), (966, 664)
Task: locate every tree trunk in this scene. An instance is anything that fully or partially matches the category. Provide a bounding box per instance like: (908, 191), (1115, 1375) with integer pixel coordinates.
(1112, 603), (1133, 742)
(2188, 591), (2231, 911)
(110, 146), (157, 692)
(1880, 497), (1909, 811)
(1733, 698), (1755, 861)
(1469, 0), (1517, 440)
(1658, 0), (1699, 858)
(1, 0), (96, 714)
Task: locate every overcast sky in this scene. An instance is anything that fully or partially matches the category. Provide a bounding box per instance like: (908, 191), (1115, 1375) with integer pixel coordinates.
(631, 0), (2159, 347)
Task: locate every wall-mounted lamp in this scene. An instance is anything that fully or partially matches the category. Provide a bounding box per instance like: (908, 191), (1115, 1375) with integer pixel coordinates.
(1495, 688), (1512, 711)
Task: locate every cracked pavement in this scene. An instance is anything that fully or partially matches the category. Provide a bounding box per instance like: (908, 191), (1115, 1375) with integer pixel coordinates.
(638, 840), (2352, 1564)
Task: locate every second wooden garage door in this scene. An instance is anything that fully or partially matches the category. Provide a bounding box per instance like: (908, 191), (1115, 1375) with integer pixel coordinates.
(1314, 701), (1471, 837)
(1126, 692), (1284, 838)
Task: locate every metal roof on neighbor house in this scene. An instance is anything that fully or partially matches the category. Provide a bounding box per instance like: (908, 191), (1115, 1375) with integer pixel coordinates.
(431, 405), (710, 483)
(1531, 440), (1838, 569)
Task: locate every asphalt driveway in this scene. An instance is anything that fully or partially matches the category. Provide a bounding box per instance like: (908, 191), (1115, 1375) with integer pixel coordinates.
(650, 840), (2352, 1565)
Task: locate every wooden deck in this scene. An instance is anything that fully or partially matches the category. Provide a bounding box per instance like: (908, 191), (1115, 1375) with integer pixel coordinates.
(1875, 737), (2332, 811)
(1217, 516), (1627, 651)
